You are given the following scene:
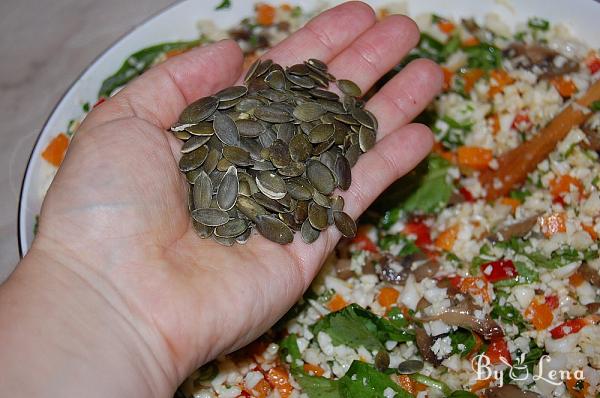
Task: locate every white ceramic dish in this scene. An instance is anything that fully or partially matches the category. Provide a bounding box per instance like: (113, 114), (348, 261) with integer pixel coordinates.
(18, 0), (600, 256)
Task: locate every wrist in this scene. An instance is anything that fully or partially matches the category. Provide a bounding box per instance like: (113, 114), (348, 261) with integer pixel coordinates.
(0, 241), (178, 397)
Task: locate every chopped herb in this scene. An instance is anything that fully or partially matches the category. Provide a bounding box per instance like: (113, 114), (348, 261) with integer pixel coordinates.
(464, 43), (502, 70)
(380, 207), (403, 230)
(441, 34), (461, 59)
(491, 302), (528, 331)
(446, 252), (461, 264)
(509, 189), (532, 202)
(311, 304), (414, 351)
(449, 328), (476, 357)
(340, 361), (412, 398)
(82, 102), (90, 113)
(291, 6), (303, 18)
(409, 373), (452, 396)
(293, 371), (341, 398)
(514, 31), (527, 41)
(435, 115), (474, 149)
(379, 233), (420, 256)
(215, 0), (231, 10)
(528, 17), (550, 31)
(591, 100), (600, 112)
(66, 119), (77, 137)
(279, 334), (302, 368)
(386, 306), (409, 328)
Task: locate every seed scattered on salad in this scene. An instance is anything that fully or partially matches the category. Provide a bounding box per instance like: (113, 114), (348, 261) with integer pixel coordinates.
(171, 58), (378, 245)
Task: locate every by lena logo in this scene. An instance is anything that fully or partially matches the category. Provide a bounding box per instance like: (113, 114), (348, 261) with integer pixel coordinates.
(471, 353), (584, 387)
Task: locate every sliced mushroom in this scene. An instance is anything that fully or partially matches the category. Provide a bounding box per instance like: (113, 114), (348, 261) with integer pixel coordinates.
(419, 298), (504, 340)
(413, 259), (441, 282)
(378, 252), (438, 284)
(487, 215), (539, 242)
(586, 302), (600, 314)
(578, 262), (600, 288)
(581, 124), (600, 151)
(482, 384), (541, 398)
(334, 258), (355, 280)
(415, 327), (442, 366)
(504, 43), (579, 79)
(416, 297), (431, 312)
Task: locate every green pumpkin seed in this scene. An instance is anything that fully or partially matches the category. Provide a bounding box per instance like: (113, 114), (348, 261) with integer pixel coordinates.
(312, 190), (332, 208)
(301, 219), (320, 243)
(202, 148), (220, 174)
(192, 171), (213, 209)
(333, 211), (356, 238)
(288, 63), (310, 76)
(375, 351), (390, 372)
(352, 107), (374, 129)
(223, 146), (251, 166)
(186, 122), (215, 136)
(254, 105), (293, 123)
(235, 228), (252, 244)
(268, 139), (292, 168)
(309, 88), (339, 101)
(345, 143), (361, 167)
(293, 102), (326, 122)
(397, 360), (424, 375)
(255, 215), (294, 244)
(213, 112), (240, 146)
(286, 179), (313, 200)
(306, 58), (328, 71)
(308, 201), (329, 230)
(306, 159), (336, 194)
(179, 96), (219, 124)
(215, 85), (248, 101)
(358, 125), (376, 152)
(181, 135), (212, 154)
(289, 133), (312, 162)
(215, 219), (248, 238)
(287, 73), (316, 89)
(277, 161), (305, 177)
(192, 220), (213, 239)
(336, 79), (362, 97)
(294, 201), (309, 223)
(244, 58), (261, 83)
(256, 171), (287, 200)
(334, 155), (352, 191)
(216, 166), (239, 211)
(191, 208), (229, 226)
(179, 145), (209, 172)
(173, 130), (191, 141)
(308, 123), (335, 144)
(236, 196), (268, 222)
(331, 195), (344, 212)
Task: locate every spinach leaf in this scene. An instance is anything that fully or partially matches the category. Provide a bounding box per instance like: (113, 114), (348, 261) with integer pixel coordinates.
(525, 246), (581, 269)
(311, 304), (413, 351)
(464, 43), (502, 70)
(293, 371), (342, 398)
(402, 155), (453, 214)
(340, 361), (412, 398)
(215, 0), (231, 10)
(279, 334), (302, 368)
(386, 307), (409, 328)
(98, 40), (200, 98)
(449, 328), (476, 357)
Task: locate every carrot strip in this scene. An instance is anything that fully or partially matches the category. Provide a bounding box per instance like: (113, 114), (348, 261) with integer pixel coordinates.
(479, 79), (600, 200)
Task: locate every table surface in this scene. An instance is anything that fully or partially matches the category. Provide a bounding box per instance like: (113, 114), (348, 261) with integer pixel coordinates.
(0, 0), (176, 282)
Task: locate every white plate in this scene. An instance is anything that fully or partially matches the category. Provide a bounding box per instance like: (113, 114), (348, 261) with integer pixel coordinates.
(18, 0), (600, 256)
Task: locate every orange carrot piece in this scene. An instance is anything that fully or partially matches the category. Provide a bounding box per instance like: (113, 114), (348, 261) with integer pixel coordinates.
(441, 66), (453, 91)
(394, 375), (415, 394)
(471, 377), (493, 392)
(488, 69), (515, 97)
(549, 175), (584, 198)
(565, 376), (589, 398)
(463, 68), (485, 93)
(462, 36), (479, 47)
(552, 76), (578, 97)
(438, 20), (455, 34)
(459, 276), (491, 302)
(435, 225), (459, 251)
(303, 363), (325, 377)
(256, 3), (276, 26)
(457, 146), (493, 170)
(266, 366), (293, 398)
(582, 223), (598, 240)
(500, 197), (521, 213)
(525, 297), (554, 330)
(41, 133), (69, 167)
(327, 294), (348, 312)
(251, 378), (272, 398)
(378, 287), (400, 308)
(569, 271), (585, 287)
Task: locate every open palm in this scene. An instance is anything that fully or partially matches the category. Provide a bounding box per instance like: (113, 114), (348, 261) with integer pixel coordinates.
(34, 2), (442, 391)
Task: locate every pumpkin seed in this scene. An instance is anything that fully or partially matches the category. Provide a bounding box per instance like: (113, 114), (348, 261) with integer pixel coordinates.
(213, 112), (240, 146)
(334, 154), (352, 191)
(179, 96), (219, 124)
(265, 69), (286, 91)
(186, 122), (214, 136)
(215, 219), (248, 238)
(306, 159), (336, 194)
(397, 360), (424, 375)
(375, 351), (390, 372)
(179, 145), (208, 172)
(306, 58), (327, 71)
(192, 220), (213, 238)
(358, 125), (376, 152)
(286, 179), (313, 200)
(254, 105), (293, 123)
(191, 208), (229, 226)
(331, 195), (344, 212)
(173, 130), (191, 140)
(289, 133), (312, 162)
(236, 196), (268, 222)
(235, 119), (265, 138)
(308, 201), (329, 230)
(255, 215), (294, 244)
(288, 63), (310, 76)
(192, 171), (213, 209)
(181, 135), (211, 154)
(308, 123), (334, 144)
(223, 146), (251, 166)
(215, 85), (248, 101)
(216, 166), (239, 211)
(301, 219), (320, 244)
(336, 79), (362, 97)
(293, 102), (326, 122)
(333, 211), (356, 238)
(256, 171), (287, 200)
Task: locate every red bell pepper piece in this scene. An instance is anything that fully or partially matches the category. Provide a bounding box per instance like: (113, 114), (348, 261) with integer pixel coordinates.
(480, 259), (517, 283)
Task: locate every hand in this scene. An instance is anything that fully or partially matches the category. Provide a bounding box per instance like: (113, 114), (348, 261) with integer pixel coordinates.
(0, 2), (442, 397)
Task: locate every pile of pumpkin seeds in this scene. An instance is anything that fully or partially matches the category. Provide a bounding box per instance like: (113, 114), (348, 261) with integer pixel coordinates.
(171, 58), (378, 246)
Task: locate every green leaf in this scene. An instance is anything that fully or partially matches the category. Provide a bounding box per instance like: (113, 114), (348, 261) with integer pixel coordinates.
(386, 307), (409, 328)
(528, 17), (550, 31)
(98, 40), (201, 98)
(509, 189), (532, 202)
(215, 0), (231, 10)
(491, 302), (528, 331)
(279, 334), (302, 368)
(464, 44), (502, 70)
(403, 155), (453, 214)
(82, 102), (90, 113)
(449, 328), (476, 357)
(378, 234), (420, 256)
(311, 304), (413, 352)
(591, 100), (600, 112)
(293, 371), (342, 398)
(339, 361), (413, 398)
